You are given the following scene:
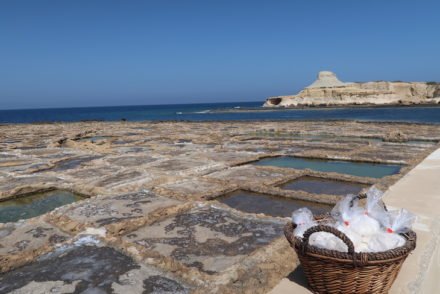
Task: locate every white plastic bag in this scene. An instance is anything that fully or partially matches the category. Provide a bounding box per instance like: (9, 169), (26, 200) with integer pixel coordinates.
(334, 223), (367, 252)
(364, 186), (387, 220)
(368, 232), (406, 252)
(346, 186), (384, 238)
(331, 195), (363, 227)
(350, 214), (381, 237)
(363, 208), (413, 252)
(376, 209), (416, 234)
(309, 231), (348, 252)
(292, 208), (317, 237)
(331, 194), (384, 252)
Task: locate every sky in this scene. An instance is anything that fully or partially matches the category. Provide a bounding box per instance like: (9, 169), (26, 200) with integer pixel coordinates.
(0, 0), (439, 110)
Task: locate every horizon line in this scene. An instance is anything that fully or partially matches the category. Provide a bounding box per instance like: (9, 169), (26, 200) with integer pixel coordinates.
(0, 100), (262, 111)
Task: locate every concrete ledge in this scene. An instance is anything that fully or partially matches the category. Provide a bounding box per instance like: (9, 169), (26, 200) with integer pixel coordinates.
(269, 148), (440, 294)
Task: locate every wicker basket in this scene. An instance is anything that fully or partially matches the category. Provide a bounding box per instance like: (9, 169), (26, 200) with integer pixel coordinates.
(284, 220), (416, 294)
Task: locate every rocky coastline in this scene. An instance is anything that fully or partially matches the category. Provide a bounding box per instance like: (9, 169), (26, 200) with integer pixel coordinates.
(264, 71), (440, 108)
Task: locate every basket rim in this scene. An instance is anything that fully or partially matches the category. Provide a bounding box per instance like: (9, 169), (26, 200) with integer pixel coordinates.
(284, 221), (417, 265)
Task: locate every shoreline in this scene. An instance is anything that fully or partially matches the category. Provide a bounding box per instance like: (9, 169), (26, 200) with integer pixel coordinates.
(1, 118), (439, 127)
(219, 103), (440, 112)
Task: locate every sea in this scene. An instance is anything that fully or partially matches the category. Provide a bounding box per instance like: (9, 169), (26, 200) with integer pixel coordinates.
(1, 102), (440, 124)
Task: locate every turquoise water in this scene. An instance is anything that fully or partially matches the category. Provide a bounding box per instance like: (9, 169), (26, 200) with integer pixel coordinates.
(1, 103), (440, 124)
(254, 156), (402, 178)
(0, 190), (84, 223)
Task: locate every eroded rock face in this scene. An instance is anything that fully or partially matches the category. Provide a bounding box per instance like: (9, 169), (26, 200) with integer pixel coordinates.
(264, 71), (440, 107)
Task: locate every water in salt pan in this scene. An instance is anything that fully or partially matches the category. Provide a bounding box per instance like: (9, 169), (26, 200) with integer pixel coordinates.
(0, 190), (84, 223)
(217, 190), (331, 217)
(253, 156), (401, 178)
(279, 176), (369, 196)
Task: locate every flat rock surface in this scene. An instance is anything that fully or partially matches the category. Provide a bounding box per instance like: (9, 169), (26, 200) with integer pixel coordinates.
(123, 205), (284, 274)
(50, 191), (180, 233)
(0, 121), (439, 293)
(0, 240), (190, 294)
(154, 177), (235, 200)
(206, 165), (295, 186)
(0, 218), (70, 272)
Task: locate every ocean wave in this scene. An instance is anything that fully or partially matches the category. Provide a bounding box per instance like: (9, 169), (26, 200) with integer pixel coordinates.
(193, 109), (211, 114)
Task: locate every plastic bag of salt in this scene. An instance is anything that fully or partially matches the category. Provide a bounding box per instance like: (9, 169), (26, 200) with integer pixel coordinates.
(330, 195), (369, 252)
(309, 231), (349, 252)
(291, 207), (348, 252)
(380, 208), (416, 234)
(350, 187), (383, 240)
(292, 208), (316, 237)
(368, 209), (416, 252)
(331, 195), (363, 227)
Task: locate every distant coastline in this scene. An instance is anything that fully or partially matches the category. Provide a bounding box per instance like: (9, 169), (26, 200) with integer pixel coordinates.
(264, 71), (440, 108)
(213, 103), (440, 112)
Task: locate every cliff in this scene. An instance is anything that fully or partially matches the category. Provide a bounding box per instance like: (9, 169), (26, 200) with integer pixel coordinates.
(264, 71), (440, 107)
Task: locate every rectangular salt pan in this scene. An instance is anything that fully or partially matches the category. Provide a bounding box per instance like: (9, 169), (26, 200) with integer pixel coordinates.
(253, 156), (401, 178)
(0, 190), (84, 223)
(279, 176), (369, 196)
(217, 190), (331, 217)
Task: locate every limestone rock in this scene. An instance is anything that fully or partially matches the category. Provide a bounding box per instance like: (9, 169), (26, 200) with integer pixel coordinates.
(306, 71), (349, 88)
(264, 71), (440, 107)
(383, 131), (408, 143)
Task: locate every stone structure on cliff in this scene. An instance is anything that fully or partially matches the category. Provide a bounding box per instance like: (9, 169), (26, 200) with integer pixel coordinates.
(264, 71), (440, 107)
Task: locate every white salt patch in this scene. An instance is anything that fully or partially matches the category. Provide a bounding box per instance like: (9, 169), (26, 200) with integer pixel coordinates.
(82, 227), (107, 238)
(73, 235), (101, 246)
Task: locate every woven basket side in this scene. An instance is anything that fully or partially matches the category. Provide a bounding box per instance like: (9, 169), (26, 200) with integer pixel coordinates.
(298, 252), (406, 293)
(284, 221), (416, 294)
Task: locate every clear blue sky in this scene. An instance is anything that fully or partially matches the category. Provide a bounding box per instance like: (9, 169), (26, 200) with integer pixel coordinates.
(1, 0), (439, 110)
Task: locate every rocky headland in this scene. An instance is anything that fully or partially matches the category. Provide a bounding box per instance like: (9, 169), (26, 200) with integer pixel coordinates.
(264, 71), (440, 107)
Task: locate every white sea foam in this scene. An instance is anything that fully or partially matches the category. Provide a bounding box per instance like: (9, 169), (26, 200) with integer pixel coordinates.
(194, 109), (211, 114)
